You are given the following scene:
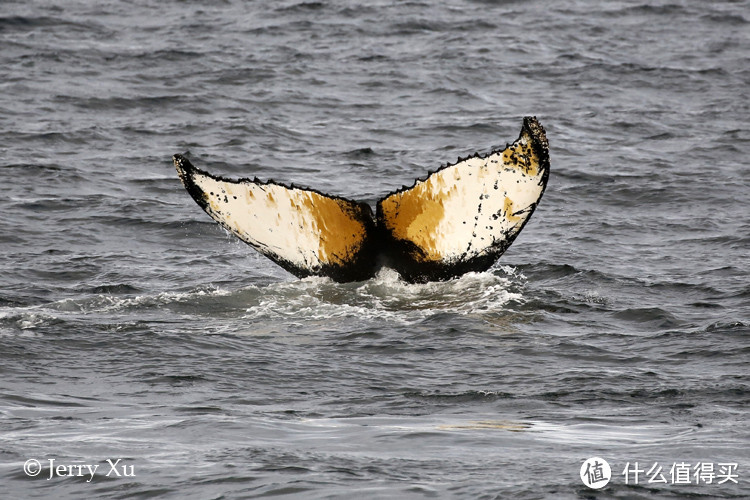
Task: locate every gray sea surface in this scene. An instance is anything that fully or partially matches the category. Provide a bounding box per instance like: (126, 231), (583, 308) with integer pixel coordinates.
(1, 0), (748, 499)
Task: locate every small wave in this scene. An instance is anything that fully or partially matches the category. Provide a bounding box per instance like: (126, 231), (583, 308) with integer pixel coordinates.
(0, 15), (103, 34)
(0, 393), (90, 408)
(389, 19), (448, 35)
(0, 309), (58, 336)
(0, 286), (234, 336)
(701, 13), (748, 26)
(610, 4), (689, 17)
(48, 285), (236, 315)
(610, 307), (680, 329)
(704, 321), (747, 334)
(87, 284), (142, 295)
(343, 147), (377, 159)
(408, 389), (514, 403)
(275, 1), (325, 13)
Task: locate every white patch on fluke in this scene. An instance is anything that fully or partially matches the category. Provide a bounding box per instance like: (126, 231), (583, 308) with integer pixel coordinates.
(190, 174), (323, 270)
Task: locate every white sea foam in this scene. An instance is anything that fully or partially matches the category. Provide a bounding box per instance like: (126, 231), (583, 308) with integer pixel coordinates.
(242, 266), (524, 326)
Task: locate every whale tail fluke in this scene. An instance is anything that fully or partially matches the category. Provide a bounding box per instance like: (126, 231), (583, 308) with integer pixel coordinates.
(174, 116), (549, 283)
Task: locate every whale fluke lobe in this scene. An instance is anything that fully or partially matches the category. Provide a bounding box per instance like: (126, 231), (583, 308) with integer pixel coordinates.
(377, 116), (550, 282)
(173, 155), (378, 282)
(174, 117), (549, 283)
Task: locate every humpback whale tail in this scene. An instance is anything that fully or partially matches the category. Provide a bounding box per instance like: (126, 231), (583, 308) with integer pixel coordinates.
(174, 116), (549, 283)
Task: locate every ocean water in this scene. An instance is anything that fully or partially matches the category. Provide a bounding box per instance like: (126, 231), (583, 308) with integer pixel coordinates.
(1, 0), (748, 498)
